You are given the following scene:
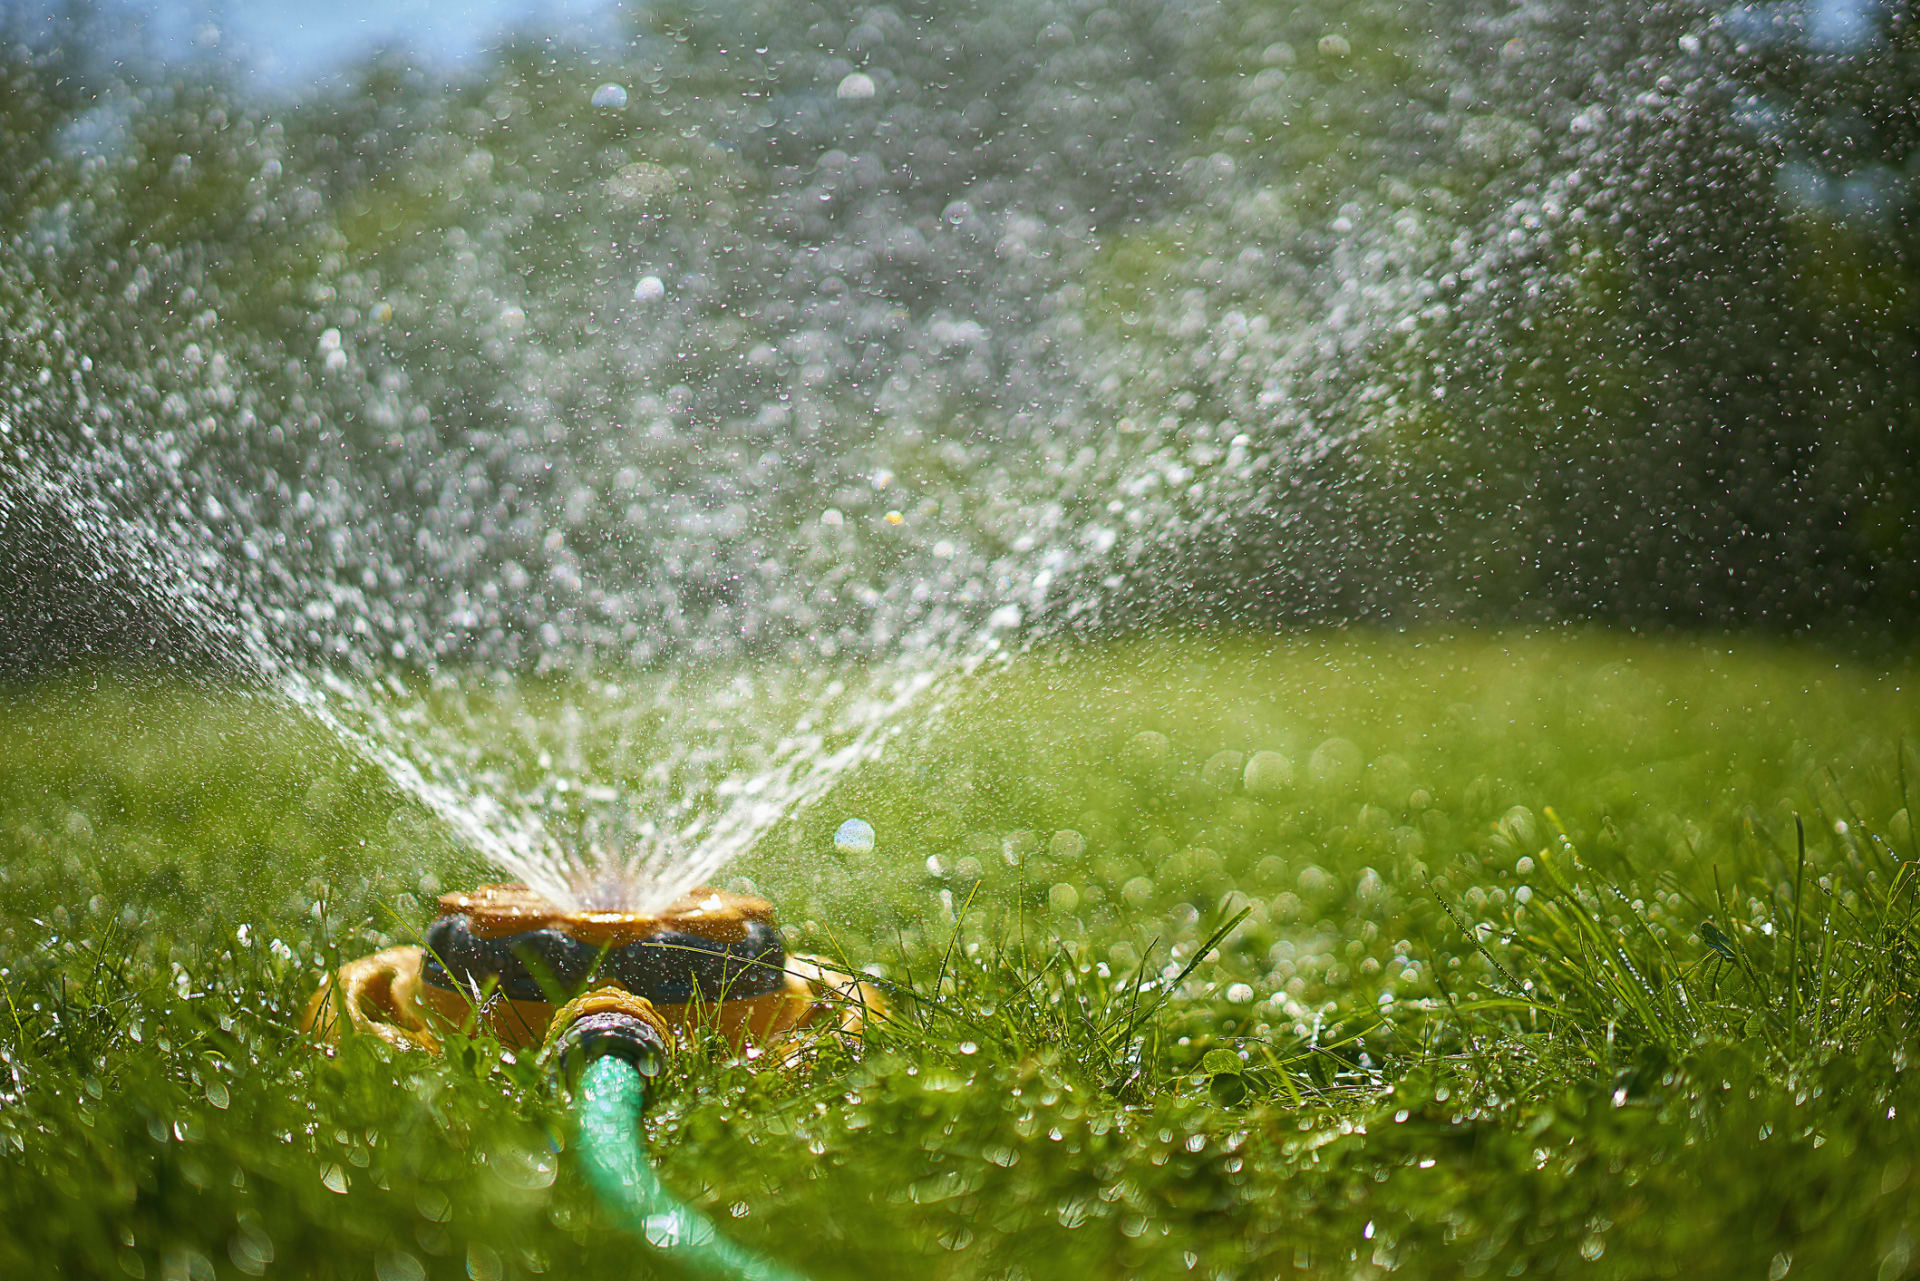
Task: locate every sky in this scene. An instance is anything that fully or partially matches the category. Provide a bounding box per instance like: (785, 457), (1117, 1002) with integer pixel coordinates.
(19, 0), (621, 91)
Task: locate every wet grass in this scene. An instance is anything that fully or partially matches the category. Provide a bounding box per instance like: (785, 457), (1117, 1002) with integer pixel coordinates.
(3, 631), (1919, 1280)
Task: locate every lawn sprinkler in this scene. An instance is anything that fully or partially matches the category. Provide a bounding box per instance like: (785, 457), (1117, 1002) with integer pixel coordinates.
(302, 882), (878, 1056)
(304, 883), (881, 1281)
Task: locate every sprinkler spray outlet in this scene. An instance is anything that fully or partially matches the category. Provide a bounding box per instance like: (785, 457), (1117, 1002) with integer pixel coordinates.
(303, 882), (880, 1059)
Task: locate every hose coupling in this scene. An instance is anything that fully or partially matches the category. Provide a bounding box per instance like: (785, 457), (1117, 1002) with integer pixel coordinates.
(543, 987), (674, 1088)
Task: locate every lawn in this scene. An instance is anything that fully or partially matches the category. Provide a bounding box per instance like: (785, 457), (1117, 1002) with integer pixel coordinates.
(2, 632), (1917, 1280)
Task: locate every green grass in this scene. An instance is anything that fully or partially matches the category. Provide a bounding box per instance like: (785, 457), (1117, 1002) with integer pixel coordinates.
(3, 632), (1919, 1280)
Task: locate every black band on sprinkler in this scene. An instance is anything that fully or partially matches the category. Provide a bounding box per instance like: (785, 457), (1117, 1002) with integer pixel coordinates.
(421, 911), (788, 1005)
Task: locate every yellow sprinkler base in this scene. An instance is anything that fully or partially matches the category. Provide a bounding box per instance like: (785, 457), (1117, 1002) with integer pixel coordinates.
(301, 883), (882, 1064)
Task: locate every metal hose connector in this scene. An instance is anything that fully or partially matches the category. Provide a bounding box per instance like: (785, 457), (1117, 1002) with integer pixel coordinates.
(541, 987), (675, 1087)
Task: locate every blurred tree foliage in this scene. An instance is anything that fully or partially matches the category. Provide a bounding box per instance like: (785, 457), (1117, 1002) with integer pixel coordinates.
(1364, 0), (1920, 627)
(1086, 0), (1918, 632)
(1, 0), (1915, 672)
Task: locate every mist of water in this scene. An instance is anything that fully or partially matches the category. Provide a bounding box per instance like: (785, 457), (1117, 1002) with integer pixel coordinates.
(1, 0), (1810, 910)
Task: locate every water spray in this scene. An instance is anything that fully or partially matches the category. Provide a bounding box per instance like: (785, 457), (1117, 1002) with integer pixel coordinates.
(305, 883), (881, 1280)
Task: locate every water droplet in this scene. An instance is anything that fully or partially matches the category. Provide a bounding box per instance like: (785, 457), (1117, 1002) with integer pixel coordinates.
(375, 1250), (426, 1281)
(836, 73), (876, 100)
(1307, 739), (1362, 789)
(834, 819), (876, 854)
(1124, 731), (1172, 772)
(591, 84), (628, 109)
(466, 1244), (503, 1281)
(1243, 750), (1293, 796)
(1202, 750), (1245, 789)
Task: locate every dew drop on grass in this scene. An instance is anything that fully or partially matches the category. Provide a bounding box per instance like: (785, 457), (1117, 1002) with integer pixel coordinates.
(590, 83), (628, 109)
(1124, 731), (1172, 772)
(1501, 805), (1542, 849)
(836, 72), (876, 100)
(1202, 1049), (1242, 1076)
(229, 1229), (273, 1274)
(1202, 750), (1245, 789)
(466, 1244), (503, 1281)
(374, 1250), (426, 1281)
(834, 819), (876, 854)
(320, 1163), (348, 1194)
(493, 1150), (556, 1191)
(1243, 750), (1293, 796)
(1308, 739), (1362, 789)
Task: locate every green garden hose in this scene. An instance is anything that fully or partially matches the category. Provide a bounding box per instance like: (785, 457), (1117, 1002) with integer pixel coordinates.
(573, 1054), (809, 1281)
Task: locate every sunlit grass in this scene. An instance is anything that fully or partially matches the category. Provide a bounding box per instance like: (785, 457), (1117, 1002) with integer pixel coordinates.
(2, 631), (1917, 1278)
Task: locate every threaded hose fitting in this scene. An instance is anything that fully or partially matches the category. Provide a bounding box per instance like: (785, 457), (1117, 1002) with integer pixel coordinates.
(543, 987), (674, 1087)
